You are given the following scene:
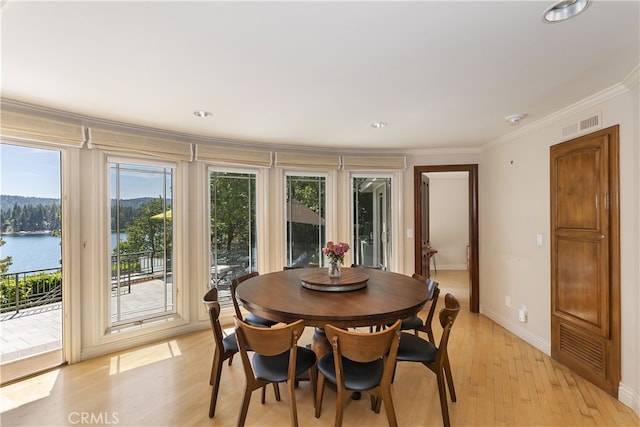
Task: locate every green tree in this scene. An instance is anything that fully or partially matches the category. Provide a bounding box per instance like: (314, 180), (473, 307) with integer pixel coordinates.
(210, 173), (254, 255)
(0, 238), (12, 274)
(116, 198), (171, 256)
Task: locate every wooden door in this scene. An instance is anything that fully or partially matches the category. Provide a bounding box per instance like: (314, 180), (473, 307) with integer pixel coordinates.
(550, 125), (620, 396)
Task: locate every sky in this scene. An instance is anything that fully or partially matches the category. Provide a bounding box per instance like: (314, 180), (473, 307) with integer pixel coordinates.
(0, 143), (170, 200)
(0, 144), (61, 198)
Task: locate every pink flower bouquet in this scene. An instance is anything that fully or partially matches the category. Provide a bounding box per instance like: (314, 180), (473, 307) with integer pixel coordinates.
(322, 241), (350, 264)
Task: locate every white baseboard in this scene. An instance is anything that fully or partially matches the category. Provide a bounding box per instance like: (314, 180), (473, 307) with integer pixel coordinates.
(619, 382), (640, 418)
(433, 264), (467, 271)
(479, 305), (550, 355)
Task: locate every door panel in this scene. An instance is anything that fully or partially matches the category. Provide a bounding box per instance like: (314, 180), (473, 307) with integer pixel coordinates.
(555, 148), (603, 229)
(550, 125), (619, 396)
(555, 236), (607, 334)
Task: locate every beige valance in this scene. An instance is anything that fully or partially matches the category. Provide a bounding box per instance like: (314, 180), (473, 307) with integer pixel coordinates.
(195, 144), (272, 167)
(341, 155), (406, 171)
(0, 109), (85, 147)
(88, 128), (193, 162)
(274, 152), (341, 170)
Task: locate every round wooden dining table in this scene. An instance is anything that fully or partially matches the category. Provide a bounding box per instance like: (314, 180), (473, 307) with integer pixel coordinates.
(236, 267), (429, 355)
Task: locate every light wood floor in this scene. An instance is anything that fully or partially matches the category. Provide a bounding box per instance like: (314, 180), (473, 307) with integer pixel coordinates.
(1, 270), (638, 426)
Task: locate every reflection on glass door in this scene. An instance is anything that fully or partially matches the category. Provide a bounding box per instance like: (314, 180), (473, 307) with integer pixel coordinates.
(210, 170), (257, 307)
(285, 175), (325, 267)
(353, 177), (391, 269)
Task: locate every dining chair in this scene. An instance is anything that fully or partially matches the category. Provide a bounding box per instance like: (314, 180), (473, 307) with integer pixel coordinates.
(401, 274), (440, 341)
(235, 317), (318, 427)
(202, 288), (239, 418)
(377, 274), (440, 338)
(315, 319), (402, 427)
(394, 293), (461, 427)
(230, 272), (278, 327)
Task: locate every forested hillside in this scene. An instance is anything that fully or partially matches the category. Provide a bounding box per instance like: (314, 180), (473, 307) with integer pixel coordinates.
(1, 196), (62, 233)
(1, 196), (157, 233)
(0, 195), (59, 208)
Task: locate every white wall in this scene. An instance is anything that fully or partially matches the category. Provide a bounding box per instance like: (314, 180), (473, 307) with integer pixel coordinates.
(478, 83), (639, 413)
(401, 77), (639, 415)
(426, 172), (469, 270)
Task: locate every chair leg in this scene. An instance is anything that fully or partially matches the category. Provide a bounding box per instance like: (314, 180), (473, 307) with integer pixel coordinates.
(426, 328), (436, 345)
(370, 394), (378, 412)
(381, 385), (398, 427)
(228, 353), (234, 366)
(308, 365), (318, 407)
(334, 385), (345, 427)
(209, 355), (224, 418)
(210, 352), (221, 385)
(260, 382), (280, 404)
(273, 382), (281, 401)
(443, 357), (457, 402)
(436, 370), (451, 427)
(237, 386), (253, 427)
(314, 373), (326, 418)
(287, 377), (299, 427)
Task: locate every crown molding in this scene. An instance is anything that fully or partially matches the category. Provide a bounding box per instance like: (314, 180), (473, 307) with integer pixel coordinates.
(404, 146), (483, 156)
(622, 64), (639, 89)
(482, 70), (638, 152)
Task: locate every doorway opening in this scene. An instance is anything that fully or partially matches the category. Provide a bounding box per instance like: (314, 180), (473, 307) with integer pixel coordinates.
(414, 164), (479, 312)
(0, 143), (64, 383)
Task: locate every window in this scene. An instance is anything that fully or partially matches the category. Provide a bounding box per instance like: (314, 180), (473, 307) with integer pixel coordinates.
(352, 177), (392, 269)
(285, 174), (326, 267)
(210, 170), (257, 304)
(109, 161), (174, 326)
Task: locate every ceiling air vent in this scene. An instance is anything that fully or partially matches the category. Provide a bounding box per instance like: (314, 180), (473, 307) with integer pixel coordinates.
(561, 112), (602, 138)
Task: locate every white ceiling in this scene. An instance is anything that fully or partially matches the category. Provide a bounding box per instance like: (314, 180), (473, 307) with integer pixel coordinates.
(1, 1), (638, 151)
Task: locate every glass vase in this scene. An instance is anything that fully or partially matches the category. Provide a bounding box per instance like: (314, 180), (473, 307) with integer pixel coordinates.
(328, 261), (342, 279)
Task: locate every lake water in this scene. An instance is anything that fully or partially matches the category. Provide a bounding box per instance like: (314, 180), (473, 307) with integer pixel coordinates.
(1, 233), (124, 273)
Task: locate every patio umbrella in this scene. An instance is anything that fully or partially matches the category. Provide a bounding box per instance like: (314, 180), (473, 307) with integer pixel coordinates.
(150, 210), (172, 220)
(286, 200), (324, 225)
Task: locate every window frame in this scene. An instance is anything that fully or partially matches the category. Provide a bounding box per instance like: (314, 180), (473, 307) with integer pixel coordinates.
(350, 172), (400, 272)
(103, 155), (185, 334)
(207, 166), (261, 308)
(283, 171), (330, 268)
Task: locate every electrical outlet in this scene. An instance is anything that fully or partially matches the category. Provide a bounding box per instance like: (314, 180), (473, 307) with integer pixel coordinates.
(518, 305), (528, 322)
(505, 295), (511, 308)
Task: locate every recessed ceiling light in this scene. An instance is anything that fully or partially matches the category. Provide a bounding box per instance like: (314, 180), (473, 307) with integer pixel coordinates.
(505, 113), (527, 125)
(194, 110), (212, 118)
(542, 0), (590, 23)
(370, 122), (388, 128)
